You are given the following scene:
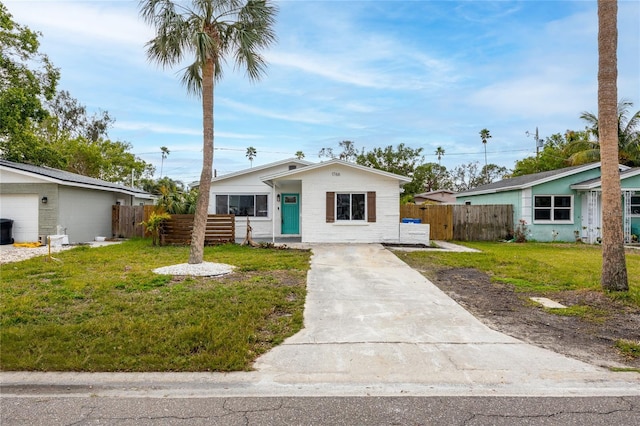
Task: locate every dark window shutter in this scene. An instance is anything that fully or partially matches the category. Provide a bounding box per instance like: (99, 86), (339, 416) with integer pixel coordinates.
(367, 191), (376, 222)
(326, 192), (335, 222)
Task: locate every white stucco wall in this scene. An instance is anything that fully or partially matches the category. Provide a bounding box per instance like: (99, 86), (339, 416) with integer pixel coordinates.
(294, 163), (402, 243)
(208, 161), (305, 239)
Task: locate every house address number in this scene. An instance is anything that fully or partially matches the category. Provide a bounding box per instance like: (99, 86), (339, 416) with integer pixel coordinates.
(332, 172), (341, 176)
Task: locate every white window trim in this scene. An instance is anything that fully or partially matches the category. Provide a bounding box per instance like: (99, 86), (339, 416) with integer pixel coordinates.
(533, 194), (574, 224)
(214, 193), (270, 219)
(336, 192), (367, 222)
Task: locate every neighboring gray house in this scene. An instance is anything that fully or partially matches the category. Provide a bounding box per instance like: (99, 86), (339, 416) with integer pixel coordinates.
(455, 162), (640, 243)
(0, 159), (154, 244)
(414, 190), (457, 204)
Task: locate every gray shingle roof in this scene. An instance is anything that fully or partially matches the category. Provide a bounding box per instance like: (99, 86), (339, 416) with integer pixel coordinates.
(456, 163), (600, 197)
(0, 159), (153, 197)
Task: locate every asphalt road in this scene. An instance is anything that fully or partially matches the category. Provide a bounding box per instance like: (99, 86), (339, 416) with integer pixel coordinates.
(2, 395), (639, 425)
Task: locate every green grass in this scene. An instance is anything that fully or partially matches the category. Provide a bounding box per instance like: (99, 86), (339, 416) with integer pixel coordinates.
(543, 305), (608, 323)
(0, 239), (311, 372)
(397, 242), (640, 307)
(615, 339), (640, 359)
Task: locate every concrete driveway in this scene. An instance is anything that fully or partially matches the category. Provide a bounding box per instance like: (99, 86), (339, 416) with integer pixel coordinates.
(253, 244), (639, 395)
(1, 244), (638, 398)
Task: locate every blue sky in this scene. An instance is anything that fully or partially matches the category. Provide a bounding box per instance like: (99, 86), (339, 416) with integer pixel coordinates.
(5, 0), (639, 185)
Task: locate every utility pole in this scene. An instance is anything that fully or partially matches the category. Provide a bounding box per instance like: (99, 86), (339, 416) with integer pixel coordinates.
(526, 127), (544, 157)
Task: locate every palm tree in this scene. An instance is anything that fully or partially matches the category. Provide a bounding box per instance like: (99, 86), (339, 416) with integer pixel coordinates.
(160, 146), (170, 177)
(567, 99), (640, 166)
(435, 146), (445, 165)
(246, 146), (257, 167)
(140, 0), (278, 264)
(295, 150), (305, 160)
(598, 0), (628, 291)
(479, 129), (491, 181)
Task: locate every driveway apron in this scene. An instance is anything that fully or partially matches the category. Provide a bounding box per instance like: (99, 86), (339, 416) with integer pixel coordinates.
(254, 244), (639, 394)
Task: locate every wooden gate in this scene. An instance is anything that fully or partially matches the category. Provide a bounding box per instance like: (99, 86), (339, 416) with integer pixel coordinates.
(112, 205), (155, 238)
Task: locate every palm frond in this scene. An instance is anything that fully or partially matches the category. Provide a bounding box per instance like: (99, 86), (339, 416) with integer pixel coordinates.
(567, 149), (601, 166)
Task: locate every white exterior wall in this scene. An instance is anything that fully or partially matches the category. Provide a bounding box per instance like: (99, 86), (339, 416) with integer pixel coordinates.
(296, 164), (402, 243)
(209, 162), (303, 239)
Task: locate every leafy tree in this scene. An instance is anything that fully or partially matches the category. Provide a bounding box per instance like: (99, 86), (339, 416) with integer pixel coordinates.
(512, 133), (573, 176)
(356, 143), (425, 195)
(140, 0), (278, 264)
(295, 150), (305, 160)
(413, 162), (450, 192)
(597, 0), (627, 291)
(43, 90), (114, 143)
(246, 146), (257, 166)
(449, 161), (508, 192)
(318, 140), (361, 162)
(0, 3), (60, 159)
(140, 176), (186, 195)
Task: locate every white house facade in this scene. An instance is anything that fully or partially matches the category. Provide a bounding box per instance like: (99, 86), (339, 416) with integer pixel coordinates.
(208, 158), (411, 243)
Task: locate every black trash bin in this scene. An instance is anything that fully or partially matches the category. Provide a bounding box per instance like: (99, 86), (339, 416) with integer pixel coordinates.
(0, 219), (14, 245)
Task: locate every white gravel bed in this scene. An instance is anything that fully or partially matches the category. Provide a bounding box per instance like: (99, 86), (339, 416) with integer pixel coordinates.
(0, 241), (122, 264)
(0, 244), (74, 264)
(153, 262), (234, 277)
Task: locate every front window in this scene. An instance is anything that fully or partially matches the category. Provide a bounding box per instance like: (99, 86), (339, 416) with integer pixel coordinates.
(336, 193), (365, 221)
(631, 196), (640, 215)
(215, 194), (268, 217)
(534, 195), (572, 223)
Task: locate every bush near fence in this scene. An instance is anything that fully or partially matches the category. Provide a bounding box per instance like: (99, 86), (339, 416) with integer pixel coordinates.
(160, 214), (235, 245)
(400, 204), (513, 241)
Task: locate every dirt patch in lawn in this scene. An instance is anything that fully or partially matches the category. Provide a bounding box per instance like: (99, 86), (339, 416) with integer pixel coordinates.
(432, 267), (640, 369)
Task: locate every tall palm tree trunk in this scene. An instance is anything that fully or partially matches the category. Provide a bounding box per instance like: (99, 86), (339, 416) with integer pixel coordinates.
(189, 57), (215, 264)
(598, 0), (628, 291)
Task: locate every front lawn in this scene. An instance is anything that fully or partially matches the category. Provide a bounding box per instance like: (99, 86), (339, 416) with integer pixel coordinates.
(0, 239), (311, 372)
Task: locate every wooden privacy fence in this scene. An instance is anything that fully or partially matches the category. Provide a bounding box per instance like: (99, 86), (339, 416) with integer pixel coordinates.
(112, 205), (155, 238)
(401, 204), (453, 240)
(400, 204), (513, 241)
(160, 214), (235, 245)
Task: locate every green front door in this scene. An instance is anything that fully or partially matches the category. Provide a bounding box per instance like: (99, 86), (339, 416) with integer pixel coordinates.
(281, 193), (299, 234)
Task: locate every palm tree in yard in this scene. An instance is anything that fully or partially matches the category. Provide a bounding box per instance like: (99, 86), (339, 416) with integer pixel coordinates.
(598, 0), (628, 291)
(435, 146), (445, 165)
(139, 0), (278, 264)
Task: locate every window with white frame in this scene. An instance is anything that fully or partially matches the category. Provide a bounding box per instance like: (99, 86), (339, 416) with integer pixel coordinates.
(631, 196), (640, 215)
(215, 194), (268, 217)
(336, 193), (366, 221)
(533, 195), (572, 222)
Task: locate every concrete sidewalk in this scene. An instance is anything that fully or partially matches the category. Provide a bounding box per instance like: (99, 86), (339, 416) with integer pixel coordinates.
(1, 244), (638, 398)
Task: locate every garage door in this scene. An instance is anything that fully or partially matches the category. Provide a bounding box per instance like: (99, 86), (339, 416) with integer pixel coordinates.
(0, 194), (39, 243)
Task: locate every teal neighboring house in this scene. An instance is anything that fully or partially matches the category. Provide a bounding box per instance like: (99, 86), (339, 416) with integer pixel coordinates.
(455, 163), (640, 243)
